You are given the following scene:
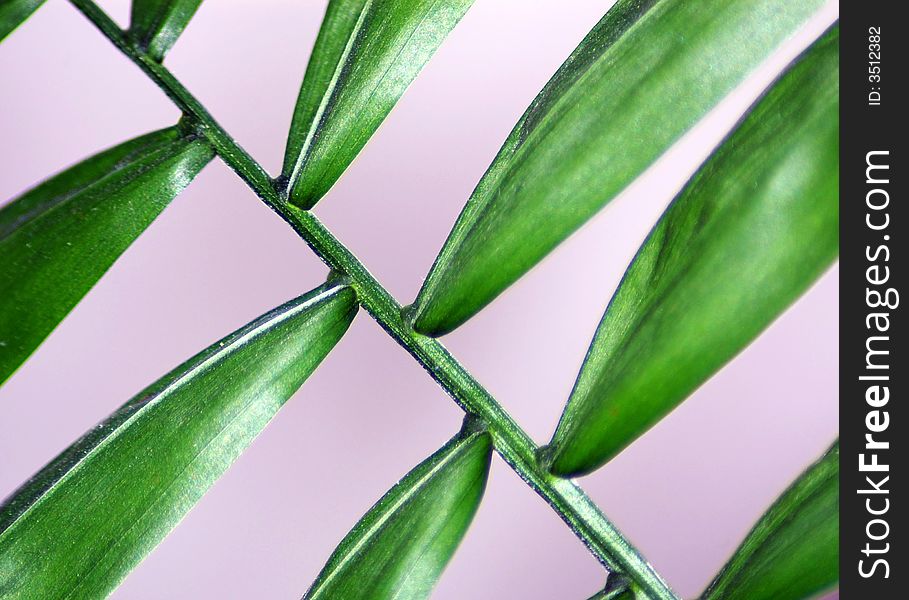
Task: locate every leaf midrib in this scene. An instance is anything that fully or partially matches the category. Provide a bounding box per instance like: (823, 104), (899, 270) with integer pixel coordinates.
(312, 0), (444, 196)
(0, 288), (335, 540)
(286, 0), (373, 192)
(0, 135), (188, 244)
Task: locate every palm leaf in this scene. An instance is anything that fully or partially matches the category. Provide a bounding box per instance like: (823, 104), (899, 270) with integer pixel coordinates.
(410, 0), (827, 336)
(282, 0), (475, 209)
(546, 26), (838, 476)
(0, 0), (44, 42)
(0, 125), (213, 386)
(0, 283), (357, 599)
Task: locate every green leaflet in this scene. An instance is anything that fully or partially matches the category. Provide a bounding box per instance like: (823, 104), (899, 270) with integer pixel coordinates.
(282, 0), (474, 209)
(130, 0), (204, 61)
(0, 0), (44, 42)
(411, 0), (827, 337)
(0, 125), (213, 386)
(547, 28), (839, 476)
(303, 426), (492, 600)
(701, 442), (839, 600)
(0, 283), (357, 600)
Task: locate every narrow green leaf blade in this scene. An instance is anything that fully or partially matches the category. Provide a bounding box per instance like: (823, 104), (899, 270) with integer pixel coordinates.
(0, 0), (44, 42)
(587, 577), (637, 600)
(701, 442), (839, 600)
(548, 28), (839, 476)
(129, 0), (204, 61)
(0, 125), (213, 385)
(0, 283), (357, 599)
(0, 0), (45, 42)
(411, 0), (827, 336)
(283, 0), (475, 209)
(303, 427), (492, 600)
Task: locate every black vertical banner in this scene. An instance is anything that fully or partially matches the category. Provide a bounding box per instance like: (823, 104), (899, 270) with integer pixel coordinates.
(840, 2), (904, 598)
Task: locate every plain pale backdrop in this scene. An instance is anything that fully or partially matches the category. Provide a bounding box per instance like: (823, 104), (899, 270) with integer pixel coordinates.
(0, 1), (838, 598)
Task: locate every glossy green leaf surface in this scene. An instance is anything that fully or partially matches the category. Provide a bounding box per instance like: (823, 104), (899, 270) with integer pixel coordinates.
(129, 0), (204, 61)
(701, 442), (839, 600)
(588, 589), (636, 600)
(0, 0), (44, 42)
(283, 0), (474, 209)
(547, 28), (839, 476)
(0, 283), (357, 599)
(411, 0), (827, 337)
(303, 427), (492, 600)
(0, 125), (212, 386)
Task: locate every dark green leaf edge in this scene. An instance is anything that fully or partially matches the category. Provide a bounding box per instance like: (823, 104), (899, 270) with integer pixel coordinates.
(303, 424), (492, 599)
(410, 0), (828, 337)
(0, 124), (213, 386)
(0, 0), (45, 43)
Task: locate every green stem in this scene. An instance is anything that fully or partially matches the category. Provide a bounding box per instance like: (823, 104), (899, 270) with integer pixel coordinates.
(68, 2), (678, 598)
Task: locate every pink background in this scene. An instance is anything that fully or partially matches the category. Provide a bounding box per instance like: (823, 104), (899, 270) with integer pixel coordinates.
(1, 1), (839, 598)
